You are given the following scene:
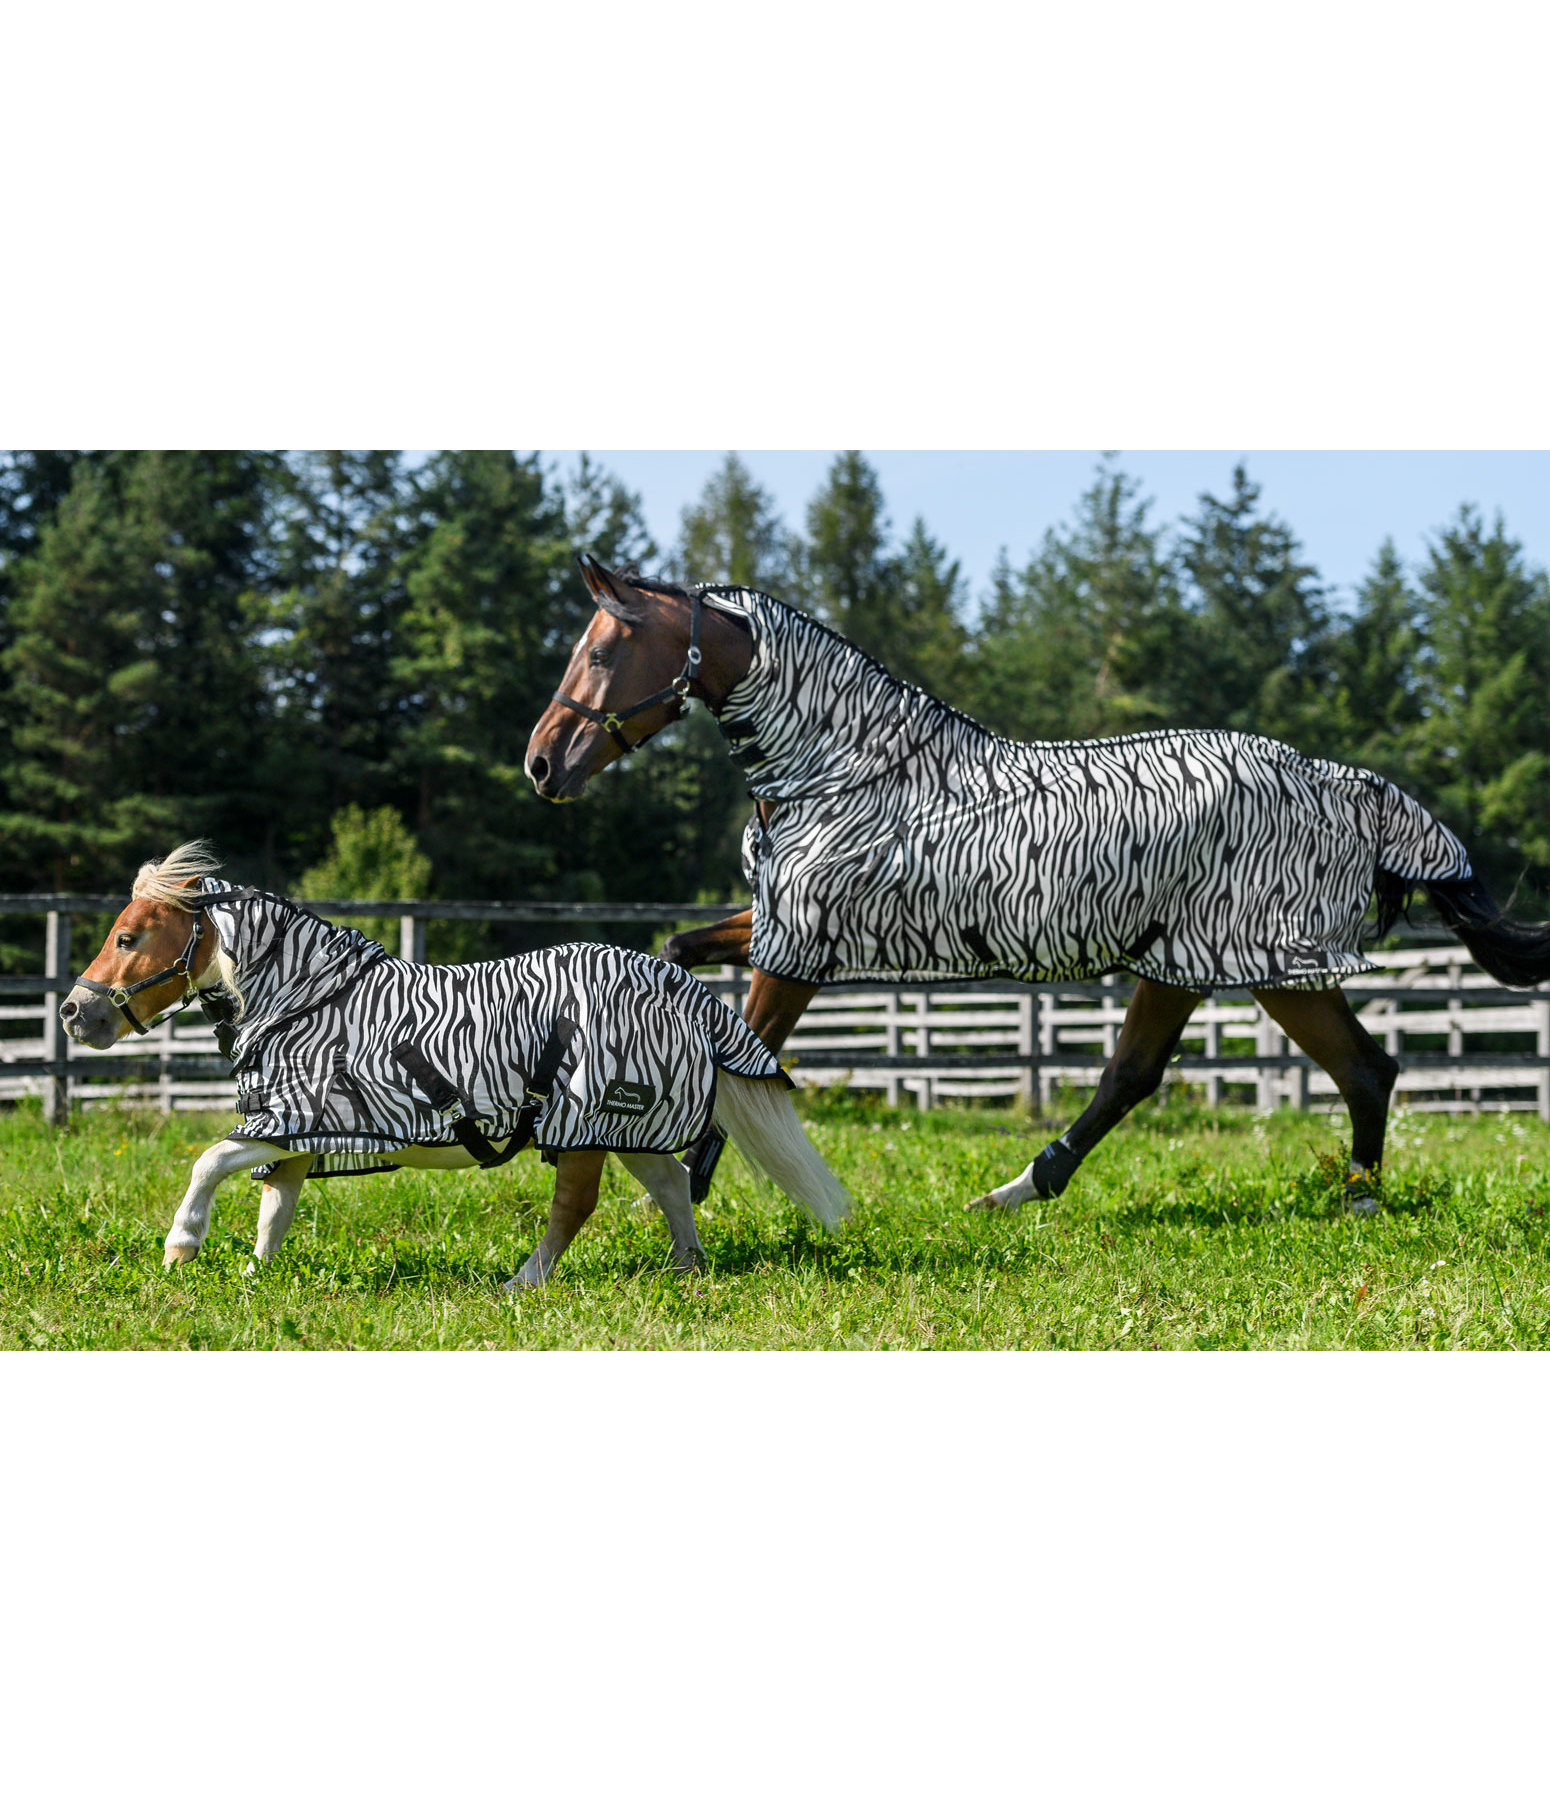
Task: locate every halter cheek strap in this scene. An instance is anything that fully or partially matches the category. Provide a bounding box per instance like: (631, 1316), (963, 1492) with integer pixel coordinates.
(551, 590), (704, 755)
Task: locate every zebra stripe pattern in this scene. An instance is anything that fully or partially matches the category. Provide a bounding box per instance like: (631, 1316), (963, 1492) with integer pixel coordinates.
(698, 585), (1472, 992)
(195, 882), (783, 1171)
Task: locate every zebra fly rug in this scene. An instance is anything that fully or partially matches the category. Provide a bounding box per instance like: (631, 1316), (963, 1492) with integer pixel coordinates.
(699, 585), (1471, 994)
(191, 880), (785, 1178)
(63, 849), (850, 1282)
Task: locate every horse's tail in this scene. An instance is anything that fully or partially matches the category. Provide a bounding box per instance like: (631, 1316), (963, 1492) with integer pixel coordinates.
(1423, 874), (1550, 988)
(1368, 776), (1550, 988)
(711, 1073), (851, 1229)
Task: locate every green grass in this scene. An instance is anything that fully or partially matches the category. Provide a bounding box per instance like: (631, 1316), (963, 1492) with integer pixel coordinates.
(3, 1090), (1550, 1349)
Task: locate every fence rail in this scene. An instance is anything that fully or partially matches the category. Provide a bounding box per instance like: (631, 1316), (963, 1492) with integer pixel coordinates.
(4, 895), (1549, 1122)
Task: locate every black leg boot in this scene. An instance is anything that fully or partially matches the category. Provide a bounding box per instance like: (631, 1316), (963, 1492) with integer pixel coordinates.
(681, 1125), (728, 1204)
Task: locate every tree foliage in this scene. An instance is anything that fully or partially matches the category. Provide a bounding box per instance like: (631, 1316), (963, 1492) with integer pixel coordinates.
(2, 448), (1548, 944)
(673, 452), (790, 590)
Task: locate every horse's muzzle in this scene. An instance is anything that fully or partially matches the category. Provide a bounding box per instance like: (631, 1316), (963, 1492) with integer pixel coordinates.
(58, 987), (119, 1050)
(524, 740), (590, 802)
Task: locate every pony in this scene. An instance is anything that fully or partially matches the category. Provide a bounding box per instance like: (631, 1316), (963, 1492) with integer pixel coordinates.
(525, 555), (1550, 1214)
(59, 843), (849, 1284)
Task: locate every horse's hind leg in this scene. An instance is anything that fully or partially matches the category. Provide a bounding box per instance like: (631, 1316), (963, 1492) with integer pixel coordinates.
(252, 1154), (315, 1263)
(1251, 986), (1398, 1208)
(618, 1152), (704, 1271)
(970, 978), (1201, 1210)
(504, 1150), (607, 1290)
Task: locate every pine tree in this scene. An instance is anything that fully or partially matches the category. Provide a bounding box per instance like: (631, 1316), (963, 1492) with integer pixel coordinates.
(0, 461), (179, 888)
(963, 462), (1183, 740)
(1328, 540), (1425, 776)
(964, 542), (1095, 740)
(799, 451), (900, 657)
(0, 452), (108, 886)
(388, 450), (573, 902)
(1175, 463), (1329, 738)
(260, 451), (412, 870)
(0, 452), (100, 577)
(109, 452), (277, 862)
(887, 518), (971, 701)
(1405, 508), (1550, 886)
(674, 452), (793, 590)
(565, 453), (659, 569)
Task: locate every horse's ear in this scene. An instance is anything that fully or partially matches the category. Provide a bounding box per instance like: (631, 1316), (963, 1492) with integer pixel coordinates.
(577, 552), (648, 624)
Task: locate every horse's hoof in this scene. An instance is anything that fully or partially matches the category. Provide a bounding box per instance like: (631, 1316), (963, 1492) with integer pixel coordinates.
(1344, 1171), (1381, 1217)
(163, 1242), (198, 1266)
(966, 1191), (1019, 1212)
(502, 1269), (543, 1293)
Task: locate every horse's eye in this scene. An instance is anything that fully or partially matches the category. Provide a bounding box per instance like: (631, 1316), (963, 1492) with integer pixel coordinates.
(588, 645), (611, 667)
(116, 933), (135, 949)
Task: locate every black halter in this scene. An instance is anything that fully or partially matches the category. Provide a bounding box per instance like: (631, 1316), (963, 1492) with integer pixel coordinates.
(550, 590), (705, 754)
(76, 908), (209, 1037)
(75, 886), (261, 1037)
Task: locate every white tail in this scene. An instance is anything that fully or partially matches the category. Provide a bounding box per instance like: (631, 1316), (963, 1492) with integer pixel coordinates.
(711, 1073), (850, 1230)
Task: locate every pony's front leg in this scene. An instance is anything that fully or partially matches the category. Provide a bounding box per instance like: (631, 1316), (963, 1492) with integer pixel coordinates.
(164, 1138), (290, 1265)
(503, 1150), (607, 1291)
(252, 1155), (316, 1263)
(618, 1152), (703, 1272)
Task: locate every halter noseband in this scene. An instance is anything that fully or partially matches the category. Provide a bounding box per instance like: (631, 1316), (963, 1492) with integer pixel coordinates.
(550, 590), (705, 755)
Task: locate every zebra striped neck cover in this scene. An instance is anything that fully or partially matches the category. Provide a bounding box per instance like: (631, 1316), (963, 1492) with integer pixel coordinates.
(192, 881), (784, 1175)
(696, 586), (1472, 993)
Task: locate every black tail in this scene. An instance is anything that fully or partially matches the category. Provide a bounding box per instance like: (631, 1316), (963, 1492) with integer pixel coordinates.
(1425, 875), (1550, 988)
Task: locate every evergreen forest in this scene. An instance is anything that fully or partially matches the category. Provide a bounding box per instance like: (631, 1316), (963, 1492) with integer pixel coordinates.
(2, 449), (1547, 967)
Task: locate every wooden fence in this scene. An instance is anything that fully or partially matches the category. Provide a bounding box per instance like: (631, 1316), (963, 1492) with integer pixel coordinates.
(4, 895), (1549, 1122)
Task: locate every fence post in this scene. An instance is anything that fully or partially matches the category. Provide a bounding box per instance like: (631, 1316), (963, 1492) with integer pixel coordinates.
(42, 909), (71, 1125)
(1255, 1003), (1278, 1111)
(1202, 1001), (1221, 1108)
(399, 911), (426, 963)
(1538, 990), (1550, 1126)
(911, 992), (932, 1112)
(1016, 991), (1036, 1114)
(1038, 990), (1057, 1113)
(883, 987), (901, 1108)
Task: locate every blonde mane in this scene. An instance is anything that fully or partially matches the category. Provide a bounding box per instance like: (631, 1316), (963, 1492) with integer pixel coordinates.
(133, 842), (246, 1018)
(132, 841), (224, 909)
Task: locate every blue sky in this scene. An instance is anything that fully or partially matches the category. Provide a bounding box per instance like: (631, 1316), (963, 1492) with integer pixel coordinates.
(541, 451), (1549, 617)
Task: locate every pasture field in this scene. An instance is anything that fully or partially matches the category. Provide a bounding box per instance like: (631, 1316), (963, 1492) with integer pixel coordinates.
(3, 1092), (1550, 1350)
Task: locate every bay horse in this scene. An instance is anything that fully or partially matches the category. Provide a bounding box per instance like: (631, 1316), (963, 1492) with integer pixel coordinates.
(59, 843), (848, 1283)
(525, 555), (1550, 1213)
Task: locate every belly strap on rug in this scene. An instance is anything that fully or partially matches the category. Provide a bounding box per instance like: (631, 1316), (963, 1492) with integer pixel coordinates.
(389, 1017), (578, 1167)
